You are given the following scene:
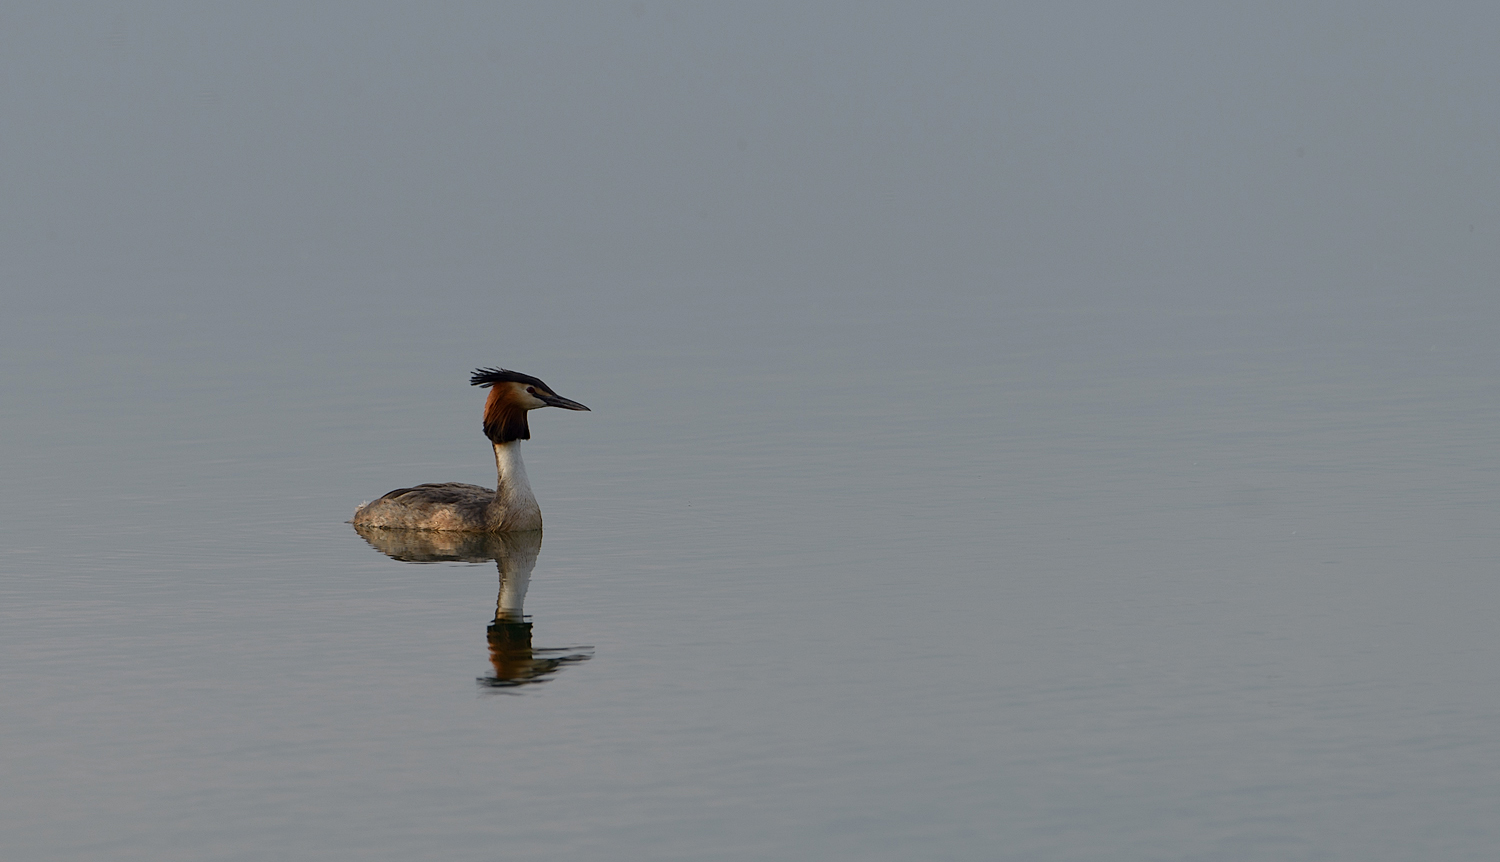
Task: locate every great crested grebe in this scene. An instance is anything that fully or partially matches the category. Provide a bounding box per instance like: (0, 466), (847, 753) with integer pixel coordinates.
(352, 368), (589, 532)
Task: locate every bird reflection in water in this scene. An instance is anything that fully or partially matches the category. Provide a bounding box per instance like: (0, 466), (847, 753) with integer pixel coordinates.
(352, 526), (593, 689)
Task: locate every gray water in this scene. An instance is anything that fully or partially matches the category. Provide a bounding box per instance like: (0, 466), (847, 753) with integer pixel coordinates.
(5, 6), (1500, 861)
(6, 277), (1498, 861)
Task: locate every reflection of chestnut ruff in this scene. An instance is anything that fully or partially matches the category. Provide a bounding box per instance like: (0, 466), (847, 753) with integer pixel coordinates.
(353, 526), (592, 689)
(353, 368), (589, 532)
(483, 618), (591, 690)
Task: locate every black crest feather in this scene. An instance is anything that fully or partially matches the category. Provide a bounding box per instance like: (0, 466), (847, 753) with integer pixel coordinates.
(471, 367), (550, 390)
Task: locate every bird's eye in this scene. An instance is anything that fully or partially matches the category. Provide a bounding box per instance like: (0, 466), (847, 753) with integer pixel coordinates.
(527, 387), (537, 394)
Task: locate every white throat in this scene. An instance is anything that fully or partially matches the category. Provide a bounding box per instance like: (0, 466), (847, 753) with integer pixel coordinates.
(492, 441), (542, 530)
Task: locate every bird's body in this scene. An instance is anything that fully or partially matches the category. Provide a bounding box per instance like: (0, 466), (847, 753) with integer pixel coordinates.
(352, 368), (588, 533)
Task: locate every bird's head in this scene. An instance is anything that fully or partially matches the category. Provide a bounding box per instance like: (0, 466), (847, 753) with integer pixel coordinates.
(471, 367), (590, 444)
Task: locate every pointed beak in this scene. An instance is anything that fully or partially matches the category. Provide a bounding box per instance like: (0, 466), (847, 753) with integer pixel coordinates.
(540, 393), (590, 411)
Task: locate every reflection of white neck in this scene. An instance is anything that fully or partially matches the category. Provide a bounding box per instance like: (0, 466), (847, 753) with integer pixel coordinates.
(494, 529), (541, 620)
(497, 567), (531, 620)
(489, 441), (542, 531)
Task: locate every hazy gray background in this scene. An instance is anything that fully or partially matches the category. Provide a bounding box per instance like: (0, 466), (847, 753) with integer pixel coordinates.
(6, 3), (1498, 288)
(4, 4), (1500, 861)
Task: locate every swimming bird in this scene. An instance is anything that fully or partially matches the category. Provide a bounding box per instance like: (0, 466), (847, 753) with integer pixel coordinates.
(352, 368), (589, 532)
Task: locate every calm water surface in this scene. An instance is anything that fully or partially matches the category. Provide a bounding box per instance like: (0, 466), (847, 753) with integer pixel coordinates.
(3, 274), (1498, 860)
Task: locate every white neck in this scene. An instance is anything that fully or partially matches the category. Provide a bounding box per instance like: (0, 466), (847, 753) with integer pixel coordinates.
(490, 441), (542, 531)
